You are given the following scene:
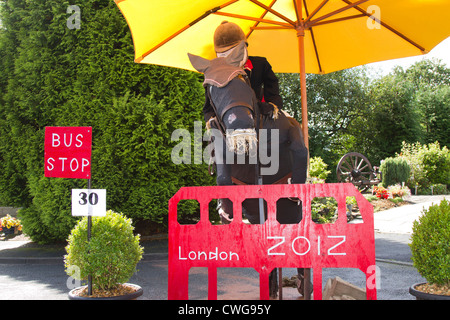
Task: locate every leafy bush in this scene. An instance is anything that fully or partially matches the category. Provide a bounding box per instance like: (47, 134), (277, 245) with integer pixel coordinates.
(421, 143), (450, 186)
(400, 141), (450, 189)
(311, 197), (337, 224)
(409, 200), (450, 285)
(19, 178), (80, 244)
(380, 157), (410, 188)
(431, 184), (448, 195)
(64, 210), (143, 291)
(308, 158), (336, 223)
(415, 184), (449, 196)
(309, 156), (331, 181)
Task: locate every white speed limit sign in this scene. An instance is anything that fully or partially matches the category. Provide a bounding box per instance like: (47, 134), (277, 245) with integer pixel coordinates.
(71, 189), (106, 216)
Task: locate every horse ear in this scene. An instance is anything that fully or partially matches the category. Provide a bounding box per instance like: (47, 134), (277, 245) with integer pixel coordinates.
(188, 53), (211, 73)
(226, 40), (247, 67)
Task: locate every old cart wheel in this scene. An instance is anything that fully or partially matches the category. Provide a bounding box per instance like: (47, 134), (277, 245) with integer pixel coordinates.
(336, 152), (376, 191)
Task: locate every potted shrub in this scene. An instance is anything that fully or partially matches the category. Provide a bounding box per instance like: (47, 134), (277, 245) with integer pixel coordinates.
(65, 210), (144, 300)
(409, 199), (450, 300)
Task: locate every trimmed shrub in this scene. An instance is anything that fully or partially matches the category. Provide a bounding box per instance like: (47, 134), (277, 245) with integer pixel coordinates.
(380, 157), (410, 188)
(64, 210), (143, 291)
(410, 200), (450, 285)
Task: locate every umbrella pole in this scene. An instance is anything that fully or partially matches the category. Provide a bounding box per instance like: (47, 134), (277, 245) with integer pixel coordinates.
(297, 4), (312, 298)
(297, 27), (309, 150)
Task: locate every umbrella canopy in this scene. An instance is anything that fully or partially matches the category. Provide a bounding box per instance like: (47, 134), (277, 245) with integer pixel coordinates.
(115, 0), (450, 147)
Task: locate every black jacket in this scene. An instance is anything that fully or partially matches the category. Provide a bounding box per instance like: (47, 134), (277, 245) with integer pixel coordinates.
(203, 56), (283, 122)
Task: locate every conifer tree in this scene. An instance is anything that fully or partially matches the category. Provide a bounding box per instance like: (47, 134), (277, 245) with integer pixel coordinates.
(0, 0), (212, 243)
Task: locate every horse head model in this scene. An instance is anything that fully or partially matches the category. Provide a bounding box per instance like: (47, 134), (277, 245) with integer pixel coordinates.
(189, 41), (258, 157)
(188, 41), (309, 297)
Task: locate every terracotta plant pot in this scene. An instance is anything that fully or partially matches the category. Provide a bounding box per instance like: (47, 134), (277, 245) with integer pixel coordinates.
(409, 283), (450, 300)
(68, 283), (143, 300)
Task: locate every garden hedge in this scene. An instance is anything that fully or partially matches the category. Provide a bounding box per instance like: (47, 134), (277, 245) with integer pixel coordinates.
(0, 0), (213, 243)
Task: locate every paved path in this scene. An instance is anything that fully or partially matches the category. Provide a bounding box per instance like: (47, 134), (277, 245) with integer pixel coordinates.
(373, 195), (447, 234)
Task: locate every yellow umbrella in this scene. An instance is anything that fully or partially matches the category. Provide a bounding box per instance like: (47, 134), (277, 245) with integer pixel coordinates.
(115, 0), (450, 148)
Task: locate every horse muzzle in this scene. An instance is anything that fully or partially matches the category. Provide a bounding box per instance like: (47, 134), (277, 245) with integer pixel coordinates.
(226, 129), (257, 155)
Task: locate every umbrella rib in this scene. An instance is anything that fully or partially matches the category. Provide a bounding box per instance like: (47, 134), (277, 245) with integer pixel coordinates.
(307, 14), (366, 28)
(249, 0), (296, 26)
(135, 1), (238, 62)
(304, 0), (329, 24)
(341, 0), (427, 53)
(251, 26), (291, 30)
(247, 0), (278, 38)
(308, 0), (369, 26)
(214, 12), (291, 28)
(293, 0), (300, 22)
(303, 0), (323, 74)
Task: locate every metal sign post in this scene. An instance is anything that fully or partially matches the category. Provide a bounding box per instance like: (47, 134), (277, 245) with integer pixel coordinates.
(87, 179), (92, 296)
(71, 184), (107, 296)
(44, 126), (96, 295)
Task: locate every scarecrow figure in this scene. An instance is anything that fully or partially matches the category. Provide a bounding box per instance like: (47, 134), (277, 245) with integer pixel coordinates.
(203, 21), (282, 124)
(199, 22), (309, 299)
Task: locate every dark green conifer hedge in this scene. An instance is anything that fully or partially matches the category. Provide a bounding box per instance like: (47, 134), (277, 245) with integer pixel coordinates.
(0, 0), (212, 243)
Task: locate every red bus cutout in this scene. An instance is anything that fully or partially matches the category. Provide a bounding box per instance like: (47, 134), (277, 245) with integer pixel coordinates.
(44, 127), (92, 179)
(168, 183), (377, 300)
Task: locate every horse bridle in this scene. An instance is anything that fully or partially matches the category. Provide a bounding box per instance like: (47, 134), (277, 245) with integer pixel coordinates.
(206, 75), (260, 178)
(205, 74), (296, 203)
(206, 75), (259, 136)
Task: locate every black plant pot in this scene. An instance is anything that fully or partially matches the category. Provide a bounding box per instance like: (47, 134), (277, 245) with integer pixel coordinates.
(68, 283), (143, 300)
(409, 282), (450, 300)
(1, 227), (16, 235)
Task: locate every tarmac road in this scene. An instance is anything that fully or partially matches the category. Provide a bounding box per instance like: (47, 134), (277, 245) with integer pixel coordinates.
(0, 235), (426, 300)
(0, 195), (446, 300)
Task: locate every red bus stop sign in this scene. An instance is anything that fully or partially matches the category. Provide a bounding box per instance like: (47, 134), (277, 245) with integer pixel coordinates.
(44, 127), (92, 179)
(168, 183), (377, 300)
